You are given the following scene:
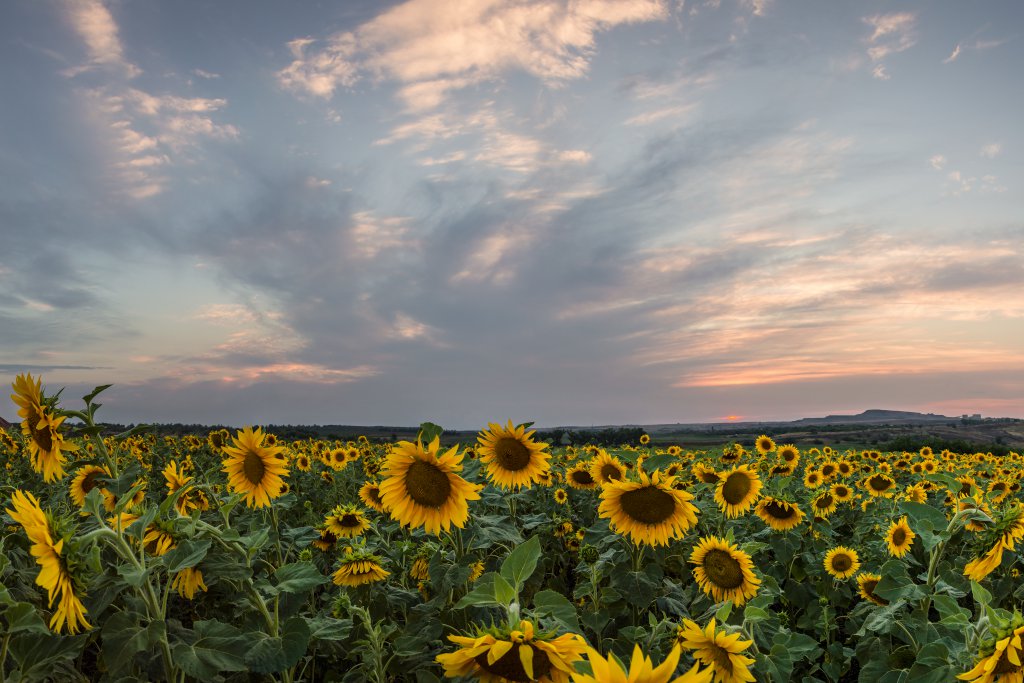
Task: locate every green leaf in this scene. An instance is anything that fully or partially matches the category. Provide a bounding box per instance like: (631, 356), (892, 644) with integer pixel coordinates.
(101, 611), (149, 675)
(716, 601), (733, 622)
(83, 384), (113, 404)
(172, 620), (248, 680)
(455, 572), (499, 608)
(876, 559), (926, 602)
(163, 538), (211, 574)
(493, 572), (516, 606)
(117, 564), (151, 588)
(640, 454), (677, 473)
(533, 590), (581, 633)
(500, 535), (541, 592)
(2, 602), (50, 635)
(244, 616), (311, 673)
(305, 616), (352, 642)
(899, 501), (948, 531)
(270, 562), (327, 595)
(418, 422), (444, 444)
(971, 580), (993, 607)
(743, 605), (770, 623)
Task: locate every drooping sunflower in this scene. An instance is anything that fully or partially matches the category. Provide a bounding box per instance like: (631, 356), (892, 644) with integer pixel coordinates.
(589, 450), (627, 487)
(6, 490), (91, 634)
(885, 517), (916, 557)
(754, 435), (775, 455)
(958, 623), (1024, 683)
(824, 546), (860, 580)
(332, 548), (390, 587)
(571, 644), (712, 683)
(324, 504), (371, 538)
(676, 617), (756, 683)
(69, 464), (111, 509)
(359, 481), (387, 512)
(856, 573), (889, 606)
(476, 420), (551, 490)
(379, 436), (482, 535)
(862, 472), (897, 498)
(163, 460), (207, 515)
(437, 619), (588, 683)
(598, 470), (699, 546)
(143, 522), (177, 556)
(171, 567), (209, 600)
(754, 497), (805, 532)
(410, 555), (431, 581)
(221, 426), (289, 508)
(565, 463), (599, 490)
(690, 536), (761, 605)
(11, 373), (79, 483)
(714, 465), (762, 518)
(312, 527), (338, 552)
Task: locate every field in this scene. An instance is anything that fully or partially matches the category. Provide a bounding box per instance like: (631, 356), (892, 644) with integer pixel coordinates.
(3, 375), (1023, 682)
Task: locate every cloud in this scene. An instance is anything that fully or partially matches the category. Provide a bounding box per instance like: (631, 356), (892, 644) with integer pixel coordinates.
(192, 68), (220, 79)
(980, 143), (1001, 159)
(277, 0), (669, 109)
(929, 154), (946, 170)
(61, 0), (141, 78)
(943, 44), (961, 64)
(862, 12), (916, 75)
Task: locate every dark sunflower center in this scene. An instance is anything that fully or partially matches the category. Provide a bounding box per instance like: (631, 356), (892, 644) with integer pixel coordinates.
(210, 434), (224, 448)
(494, 438), (532, 471)
(869, 475), (892, 491)
(763, 501), (795, 519)
(782, 451), (796, 462)
(995, 650), (1023, 675)
(831, 554), (853, 572)
(862, 578), (882, 599)
(322, 529), (338, 543)
(703, 549), (744, 589)
(366, 487), (383, 504)
(721, 472), (752, 504)
(405, 459), (452, 508)
(959, 482), (972, 495)
(32, 418), (54, 452)
(570, 469), (594, 485)
(707, 643), (735, 675)
(700, 471), (720, 483)
(835, 487), (850, 498)
(619, 486), (676, 525)
(81, 470), (104, 494)
(600, 464), (622, 482)
(340, 514), (360, 527)
(822, 465), (836, 476)
(475, 644), (551, 683)
(891, 528), (906, 546)
(243, 450), (266, 484)
(815, 494), (834, 510)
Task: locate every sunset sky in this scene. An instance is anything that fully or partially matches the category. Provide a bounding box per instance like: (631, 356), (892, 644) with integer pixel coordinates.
(2, 0), (1022, 427)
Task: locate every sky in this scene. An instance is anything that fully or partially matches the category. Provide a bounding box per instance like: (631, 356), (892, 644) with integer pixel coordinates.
(1, 0), (1023, 428)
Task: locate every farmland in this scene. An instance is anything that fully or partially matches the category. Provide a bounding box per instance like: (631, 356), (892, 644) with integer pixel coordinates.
(2, 374), (1023, 682)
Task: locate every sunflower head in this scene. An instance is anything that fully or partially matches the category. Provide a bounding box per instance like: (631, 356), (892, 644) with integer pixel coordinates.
(714, 464), (762, 518)
(754, 435), (776, 455)
(676, 617), (755, 683)
(598, 470), (699, 546)
(857, 572), (889, 606)
(755, 497), (805, 531)
(11, 374), (78, 483)
(437, 620), (588, 683)
(690, 535), (761, 605)
(359, 481), (387, 512)
(864, 473), (897, 498)
(324, 503), (370, 538)
(588, 450), (627, 487)
(824, 546), (860, 580)
(221, 426), (290, 508)
(477, 420), (551, 490)
(332, 547), (389, 587)
(573, 643), (711, 683)
(885, 517), (916, 557)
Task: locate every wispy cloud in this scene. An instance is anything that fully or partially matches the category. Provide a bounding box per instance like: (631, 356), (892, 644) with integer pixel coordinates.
(943, 43), (961, 63)
(61, 0), (141, 77)
(862, 12), (916, 77)
(980, 143), (1001, 158)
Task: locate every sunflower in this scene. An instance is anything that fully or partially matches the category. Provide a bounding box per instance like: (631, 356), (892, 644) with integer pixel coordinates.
(885, 517), (915, 557)
(7, 490), (91, 634)
(830, 483), (854, 503)
(667, 445), (683, 456)
(143, 522), (177, 556)
(0, 429), (18, 454)
(171, 567), (209, 600)
(836, 460), (854, 477)
(69, 464), (111, 509)
(589, 451), (627, 487)
(755, 497), (805, 532)
(804, 470), (824, 489)
(410, 556), (431, 581)
(295, 453), (312, 472)
(324, 504), (370, 538)
(221, 426), (289, 508)
(754, 435), (775, 455)
(328, 448), (349, 470)
(676, 617), (755, 683)
(469, 560), (485, 582)
(312, 527), (338, 552)
(959, 624), (1024, 683)
(776, 444), (800, 466)
(824, 546), (860, 580)
(863, 473), (897, 498)
(693, 462), (721, 484)
(691, 536), (761, 605)
(437, 619), (588, 683)
(572, 644), (712, 683)
(379, 436), (482, 535)
(476, 420), (552, 490)
(714, 465), (762, 518)
(856, 573), (889, 606)
(332, 548), (389, 587)
(11, 373), (79, 483)
(359, 481), (387, 512)
(163, 460), (206, 515)
(811, 492), (838, 518)
(598, 470), (699, 546)
(554, 488), (569, 505)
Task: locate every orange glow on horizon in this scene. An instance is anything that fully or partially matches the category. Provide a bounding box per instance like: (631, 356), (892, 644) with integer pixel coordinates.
(723, 415), (741, 421)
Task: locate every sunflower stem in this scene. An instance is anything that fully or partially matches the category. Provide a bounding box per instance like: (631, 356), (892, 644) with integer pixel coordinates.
(893, 619), (919, 653)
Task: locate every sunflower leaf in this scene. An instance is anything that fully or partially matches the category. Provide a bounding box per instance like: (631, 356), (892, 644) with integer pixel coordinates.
(244, 617), (311, 673)
(533, 589), (580, 633)
(163, 538), (212, 574)
(455, 572), (499, 608)
(269, 562), (327, 595)
(418, 422), (444, 444)
(500, 535), (541, 594)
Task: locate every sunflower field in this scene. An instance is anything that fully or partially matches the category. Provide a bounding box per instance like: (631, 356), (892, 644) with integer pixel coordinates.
(2, 374), (1023, 682)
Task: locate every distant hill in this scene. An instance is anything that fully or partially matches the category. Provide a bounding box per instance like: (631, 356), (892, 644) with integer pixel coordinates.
(790, 409), (953, 425)
(0, 415), (11, 430)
